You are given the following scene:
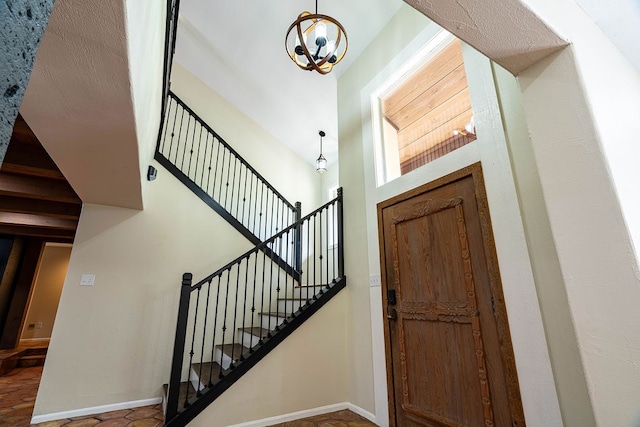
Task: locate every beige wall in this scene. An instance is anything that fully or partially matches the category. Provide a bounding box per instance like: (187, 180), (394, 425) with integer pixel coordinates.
(34, 65), (334, 418)
(338, 4), (569, 425)
(171, 63), (322, 214)
(21, 245), (71, 341)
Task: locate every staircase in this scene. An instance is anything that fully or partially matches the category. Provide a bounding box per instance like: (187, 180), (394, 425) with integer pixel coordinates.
(156, 5), (345, 425)
(161, 187), (345, 427)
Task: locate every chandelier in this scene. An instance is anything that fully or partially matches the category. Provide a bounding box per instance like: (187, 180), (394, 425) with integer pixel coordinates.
(285, 1), (348, 75)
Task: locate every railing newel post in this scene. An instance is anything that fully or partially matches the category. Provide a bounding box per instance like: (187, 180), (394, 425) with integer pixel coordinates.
(337, 188), (344, 278)
(294, 201), (302, 274)
(166, 272), (193, 422)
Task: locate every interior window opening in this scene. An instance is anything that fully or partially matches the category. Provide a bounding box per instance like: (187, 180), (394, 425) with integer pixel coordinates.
(374, 36), (477, 184)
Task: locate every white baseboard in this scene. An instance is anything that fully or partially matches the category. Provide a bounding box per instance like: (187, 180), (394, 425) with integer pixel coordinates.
(30, 397), (163, 424)
(228, 402), (378, 427)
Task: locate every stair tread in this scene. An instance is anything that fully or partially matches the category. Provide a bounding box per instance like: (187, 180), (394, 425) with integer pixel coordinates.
(258, 311), (289, 318)
(238, 327), (270, 338)
(191, 361), (223, 384)
(20, 347), (47, 357)
(163, 381), (197, 404)
(278, 296), (316, 301)
(215, 343), (249, 359)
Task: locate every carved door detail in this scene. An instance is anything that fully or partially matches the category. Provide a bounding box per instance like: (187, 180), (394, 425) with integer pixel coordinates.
(378, 165), (524, 427)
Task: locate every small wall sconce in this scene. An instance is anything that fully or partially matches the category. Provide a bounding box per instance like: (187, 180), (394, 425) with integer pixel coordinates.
(147, 165), (158, 181)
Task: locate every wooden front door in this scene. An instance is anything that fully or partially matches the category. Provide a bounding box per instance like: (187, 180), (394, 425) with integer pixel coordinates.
(378, 164), (524, 427)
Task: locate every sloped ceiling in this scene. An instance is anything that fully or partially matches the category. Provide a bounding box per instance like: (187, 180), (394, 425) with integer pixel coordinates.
(175, 0), (404, 168)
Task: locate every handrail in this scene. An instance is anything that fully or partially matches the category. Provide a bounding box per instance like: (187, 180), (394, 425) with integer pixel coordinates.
(160, 0), (180, 123)
(165, 188), (344, 424)
(166, 92), (295, 211)
(156, 91), (302, 267)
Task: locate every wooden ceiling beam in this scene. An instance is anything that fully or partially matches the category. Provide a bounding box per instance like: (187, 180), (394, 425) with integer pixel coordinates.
(0, 224), (75, 241)
(0, 196), (81, 219)
(0, 172), (80, 204)
(0, 162), (66, 180)
(0, 212), (78, 230)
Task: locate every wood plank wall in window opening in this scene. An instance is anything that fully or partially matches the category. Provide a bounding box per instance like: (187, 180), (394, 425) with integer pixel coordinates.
(381, 39), (476, 175)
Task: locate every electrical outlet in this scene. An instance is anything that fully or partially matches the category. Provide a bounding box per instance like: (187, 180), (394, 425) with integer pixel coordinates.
(80, 274), (95, 286)
(36, 322), (42, 329)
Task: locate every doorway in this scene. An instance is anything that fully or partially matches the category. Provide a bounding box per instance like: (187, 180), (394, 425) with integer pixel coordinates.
(377, 163), (524, 426)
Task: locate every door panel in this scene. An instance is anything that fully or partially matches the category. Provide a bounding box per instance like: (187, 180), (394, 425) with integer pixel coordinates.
(378, 164), (524, 427)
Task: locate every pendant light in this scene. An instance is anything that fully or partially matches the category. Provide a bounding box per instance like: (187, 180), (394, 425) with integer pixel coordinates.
(316, 131), (327, 174)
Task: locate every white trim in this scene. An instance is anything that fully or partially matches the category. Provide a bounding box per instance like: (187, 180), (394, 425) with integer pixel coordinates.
(30, 397), (162, 424)
(227, 402), (376, 427)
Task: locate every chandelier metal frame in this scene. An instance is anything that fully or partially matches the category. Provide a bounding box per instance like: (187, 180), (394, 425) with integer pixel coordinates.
(285, 2), (348, 75)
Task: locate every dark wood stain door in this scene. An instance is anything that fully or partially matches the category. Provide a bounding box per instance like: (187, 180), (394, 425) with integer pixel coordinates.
(378, 164), (524, 427)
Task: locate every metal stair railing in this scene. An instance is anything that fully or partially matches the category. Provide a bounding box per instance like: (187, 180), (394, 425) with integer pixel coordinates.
(156, 91), (303, 276)
(165, 189), (345, 427)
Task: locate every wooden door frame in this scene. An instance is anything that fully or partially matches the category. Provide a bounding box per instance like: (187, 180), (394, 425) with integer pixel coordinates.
(376, 162), (524, 426)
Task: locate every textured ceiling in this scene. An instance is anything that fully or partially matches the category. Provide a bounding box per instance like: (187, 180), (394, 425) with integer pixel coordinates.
(175, 0), (404, 168)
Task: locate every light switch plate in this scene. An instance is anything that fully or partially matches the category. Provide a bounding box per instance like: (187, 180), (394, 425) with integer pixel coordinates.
(369, 274), (381, 287)
(80, 274), (95, 286)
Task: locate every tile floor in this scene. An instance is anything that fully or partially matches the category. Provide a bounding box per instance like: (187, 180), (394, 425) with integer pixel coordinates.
(268, 410), (377, 426)
(0, 366), (377, 426)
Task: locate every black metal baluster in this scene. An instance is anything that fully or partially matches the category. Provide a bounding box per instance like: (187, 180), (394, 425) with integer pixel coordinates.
(172, 106), (186, 164)
(186, 120), (196, 179)
(200, 131), (210, 190)
(283, 229), (291, 321)
(267, 213), (275, 331)
(219, 268), (232, 377)
(257, 183), (265, 241)
(209, 274), (222, 386)
(240, 252), (251, 350)
(251, 176), (260, 234)
(216, 146), (227, 203)
(234, 162), (244, 220)
(227, 157), (238, 214)
(249, 246), (259, 353)
(240, 164), (249, 230)
(274, 230), (282, 331)
(181, 114), (193, 172)
(193, 122), (204, 185)
(259, 245), (268, 332)
(185, 286), (201, 407)
(210, 137), (221, 198)
(160, 97), (174, 153)
(197, 279), (212, 396)
(223, 148), (233, 210)
(230, 261), (242, 365)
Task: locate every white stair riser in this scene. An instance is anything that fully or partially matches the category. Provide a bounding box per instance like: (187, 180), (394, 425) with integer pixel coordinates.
(276, 298), (307, 313)
(290, 287), (325, 299)
(259, 314), (286, 330)
(237, 330), (262, 348)
(189, 367), (206, 392)
(213, 346), (234, 370)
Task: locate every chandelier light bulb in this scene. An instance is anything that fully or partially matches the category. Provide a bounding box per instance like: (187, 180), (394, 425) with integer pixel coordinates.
(315, 21), (327, 46)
